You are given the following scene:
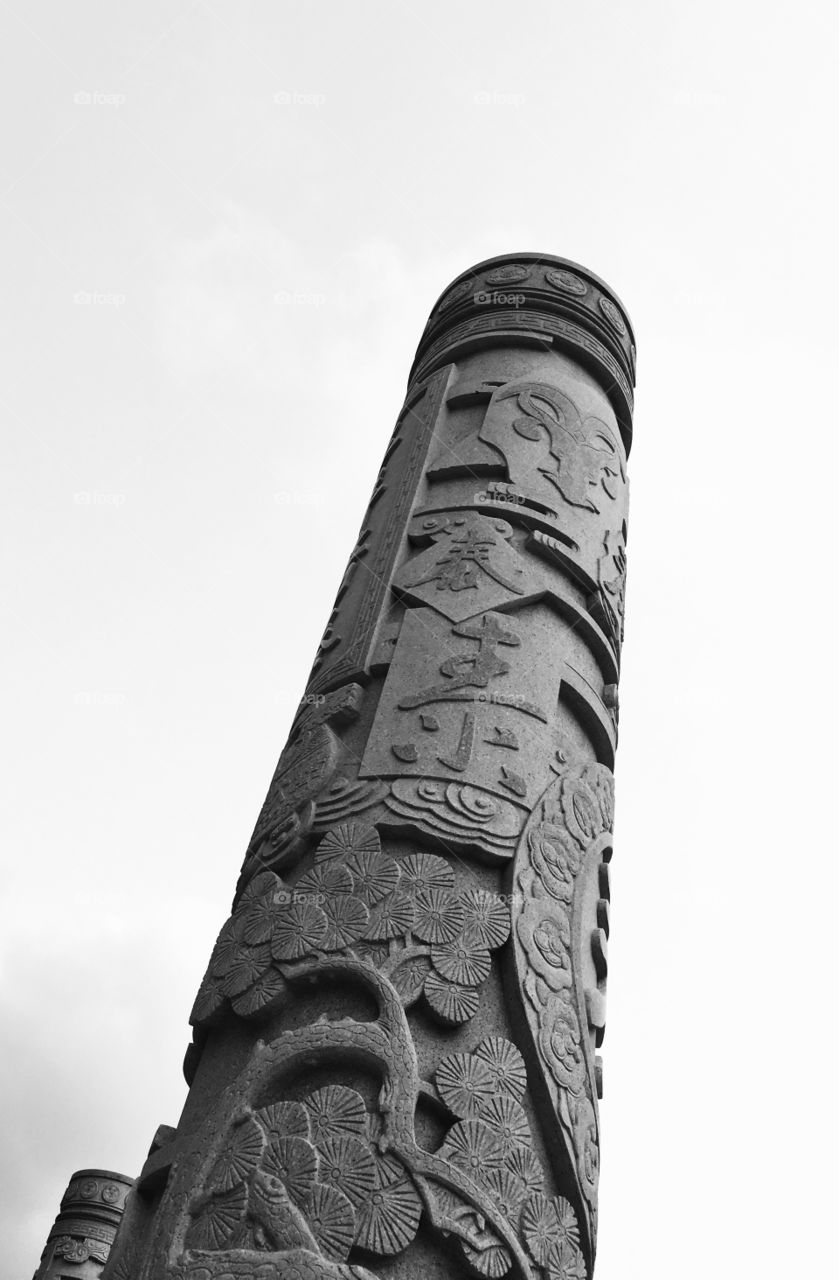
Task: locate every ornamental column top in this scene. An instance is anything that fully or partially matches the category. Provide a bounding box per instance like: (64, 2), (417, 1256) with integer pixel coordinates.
(410, 251), (636, 452)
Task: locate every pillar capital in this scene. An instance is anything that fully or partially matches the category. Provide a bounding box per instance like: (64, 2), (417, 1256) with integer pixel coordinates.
(411, 252), (636, 452)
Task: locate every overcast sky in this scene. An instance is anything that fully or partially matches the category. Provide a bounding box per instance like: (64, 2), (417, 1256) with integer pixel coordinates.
(1, 2), (837, 1276)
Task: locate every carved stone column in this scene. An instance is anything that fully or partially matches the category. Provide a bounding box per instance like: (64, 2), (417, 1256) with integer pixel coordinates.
(105, 253), (635, 1280)
(34, 1170), (132, 1280)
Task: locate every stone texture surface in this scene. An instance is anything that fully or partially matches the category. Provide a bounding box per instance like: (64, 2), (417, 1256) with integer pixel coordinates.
(34, 1169), (133, 1280)
(101, 253), (635, 1280)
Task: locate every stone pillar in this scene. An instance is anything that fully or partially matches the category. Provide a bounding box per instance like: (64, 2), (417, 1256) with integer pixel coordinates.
(105, 253), (635, 1280)
(34, 1170), (132, 1280)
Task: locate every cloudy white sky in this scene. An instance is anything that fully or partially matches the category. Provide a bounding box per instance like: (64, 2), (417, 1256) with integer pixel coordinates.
(1, 2), (837, 1276)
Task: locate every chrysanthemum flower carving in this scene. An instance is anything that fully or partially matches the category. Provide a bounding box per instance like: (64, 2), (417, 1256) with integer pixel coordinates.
(423, 970), (480, 1024)
(191, 819), (516, 1036)
(439, 1119), (507, 1175)
(315, 820), (380, 863)
(209, 919), (244, 979)
(189, 963), (226, 1026)
(504, 1144), (542, 1196)
(187, 1080), (429, 1267)
(304, 1085), (367, 1144)
(302, 1182), (355, 1261)
(229, 966), (288, 1019)
(462, 888), (511, 949)
(260, 1135), (318, 1208)
(412, 887), (465, 944)
(398, 850), (454, 895)
(355, 1153), (423, 1255)
(208, 1117), (265, 1192)
(546, 1237), (588, 1280)
(365, 888), (415, 940)
(389, 953), (431, 1004)
(236, 871), (282, 945)
(431, 936), (491, 986)
(430, 1037), (571, 1279)
(521, 1191), (581, 1264)
(318, 893), (369, 950)
(185, 1181), (247, 1251)
(483, 1167), (528, 1224)
(219, 942), (272, 999)
(270, 900), (328, 961)
(345, 848), (400, 905)
(294, 861), (354, 901)
(479, 1096), (530, 1155)
(315, 1134), (377, 1208)
(435, 1052), (496, 1118)
(474, 1037), (527, 1100)
(253, 1099), (310, 1142)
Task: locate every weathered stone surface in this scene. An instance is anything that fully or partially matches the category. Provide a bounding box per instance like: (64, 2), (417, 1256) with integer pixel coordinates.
(33, 1169), (133, 1280)
(101, 253), (635, 1280)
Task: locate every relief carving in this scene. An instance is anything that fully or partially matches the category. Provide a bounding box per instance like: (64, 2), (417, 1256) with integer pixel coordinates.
(239, 685), (364, 889)
(393, 512), (527, 620)
(184, 910), (592, 1280)
(307, 367), (452, 696)
(510, 763), (614, 1255)
(193, 823), (511, 1032)
(360, 609), (567, 859)
(104, 257), (633, 1280)
(435, 381), (625, 519)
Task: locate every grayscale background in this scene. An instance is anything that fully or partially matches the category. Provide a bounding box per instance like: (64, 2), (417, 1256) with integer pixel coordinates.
(1, 2), (836, 1276)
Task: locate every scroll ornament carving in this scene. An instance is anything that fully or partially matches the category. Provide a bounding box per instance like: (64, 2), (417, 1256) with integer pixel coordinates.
(237, 686), (366, 892)
(597, 522), (627, 648)
(49, 1235), (111, 1264)
(511, 762), (614, 1252)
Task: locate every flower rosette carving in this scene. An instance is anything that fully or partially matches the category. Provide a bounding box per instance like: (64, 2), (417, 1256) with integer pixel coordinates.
(185, 1083), (423, 1267)
(510, 761), (614, 1265)
(191, 823), (512, 1035)
(428, 1037), (588, 1280)
(190, 872), (294, 1029)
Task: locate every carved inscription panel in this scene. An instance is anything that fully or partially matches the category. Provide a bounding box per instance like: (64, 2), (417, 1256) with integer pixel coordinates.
(360, 607), (566, 823)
